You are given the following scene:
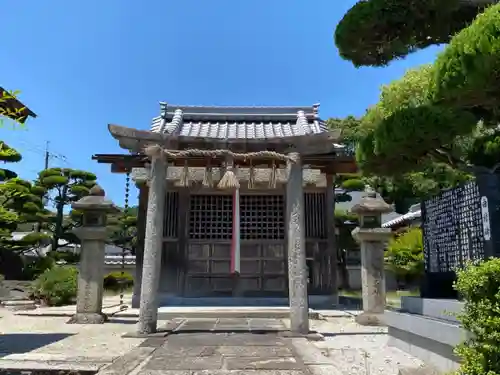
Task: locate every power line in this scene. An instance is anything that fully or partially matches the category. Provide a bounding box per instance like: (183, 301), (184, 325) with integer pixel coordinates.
(12, 139), (71, 171)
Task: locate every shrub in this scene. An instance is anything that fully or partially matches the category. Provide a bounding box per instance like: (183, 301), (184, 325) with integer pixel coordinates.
(454, 258), (500, 375)
(103, 271), (134, 291)
(22, 256), (55, 280)
(384, 227), (424, 288)
(31, 266), (78, 306)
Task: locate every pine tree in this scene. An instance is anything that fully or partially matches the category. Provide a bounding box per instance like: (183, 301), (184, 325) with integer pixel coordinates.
(34, 168), (97, 251)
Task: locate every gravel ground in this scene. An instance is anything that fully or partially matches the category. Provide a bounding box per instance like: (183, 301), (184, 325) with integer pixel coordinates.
(0, 308), (146, 361)
(285, 316), (426, 375)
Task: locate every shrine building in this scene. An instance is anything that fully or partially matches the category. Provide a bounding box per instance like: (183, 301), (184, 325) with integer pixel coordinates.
(93, 103), (356, 309)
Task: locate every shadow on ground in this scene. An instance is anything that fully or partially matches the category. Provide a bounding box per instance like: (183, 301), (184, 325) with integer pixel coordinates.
(107, 318), (137, 325)
(0, 333), (73, 357)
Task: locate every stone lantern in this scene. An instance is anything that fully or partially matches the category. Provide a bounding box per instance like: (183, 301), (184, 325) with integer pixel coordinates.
(68, 185), (119, 324)
(350, 188), (393, 326)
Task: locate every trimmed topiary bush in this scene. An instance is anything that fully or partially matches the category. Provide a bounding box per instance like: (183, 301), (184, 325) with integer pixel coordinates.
(334, 0), (486, 67)
(434, 1), (500, 119)
(31, 266), (78, 306)
(103, 271), (134, 292)
(454, 258), (500, 375)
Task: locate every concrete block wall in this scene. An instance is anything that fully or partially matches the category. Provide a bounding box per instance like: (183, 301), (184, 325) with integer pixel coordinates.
(384, 297), (469, 373)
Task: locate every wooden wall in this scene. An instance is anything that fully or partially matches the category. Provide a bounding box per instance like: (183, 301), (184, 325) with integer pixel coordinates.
(158, 187), (333, 297)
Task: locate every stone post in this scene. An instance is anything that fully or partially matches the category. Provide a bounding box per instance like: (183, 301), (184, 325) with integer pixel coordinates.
(351, 189), (393, 326)
(69, 185), (119, 324)
(132, 182), (148, 308)
(325, 173), (338, 305)
(137, 149), (167, 334)
(286, 152), (309, 334)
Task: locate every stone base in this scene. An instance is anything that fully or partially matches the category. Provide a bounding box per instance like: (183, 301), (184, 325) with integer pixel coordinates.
(122, 320), (179, 338)
(279, 330), (324, 341)
(355, 312), (385, 326)
(122, 329), (170, 338)
(67, 312), (108, 324)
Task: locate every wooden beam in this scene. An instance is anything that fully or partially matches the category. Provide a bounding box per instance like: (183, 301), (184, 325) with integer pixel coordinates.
(93, 152), (357, 175)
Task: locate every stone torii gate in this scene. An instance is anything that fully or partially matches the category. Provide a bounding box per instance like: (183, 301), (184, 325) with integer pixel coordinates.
(140, 147), (309, 334)
(92, 104), (357, 335)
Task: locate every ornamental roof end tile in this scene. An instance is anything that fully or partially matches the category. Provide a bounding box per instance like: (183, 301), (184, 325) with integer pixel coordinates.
(150, 103), (329, 140)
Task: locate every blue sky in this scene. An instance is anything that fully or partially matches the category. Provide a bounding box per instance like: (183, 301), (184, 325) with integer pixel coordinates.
(2, 0), (443, 207)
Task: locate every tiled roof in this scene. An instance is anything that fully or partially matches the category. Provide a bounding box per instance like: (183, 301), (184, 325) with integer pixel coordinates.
(382, 210), (421, 228)
(150, 103), (329, 139)
(104, 255), (136, 266)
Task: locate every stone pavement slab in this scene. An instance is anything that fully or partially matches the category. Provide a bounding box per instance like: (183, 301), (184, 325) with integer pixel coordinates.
(170, 317), (288, 333)
(99, 318), (312, 375)
(215, 345), (293, 357)
(123, 332), (309, 374)
(136, 371), (305, 375)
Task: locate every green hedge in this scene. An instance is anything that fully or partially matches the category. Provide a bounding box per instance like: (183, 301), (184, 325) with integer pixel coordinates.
(454, 258), (500, 375)
(30, 267), (135, 306)
(103, 271), (134, 291)
(30, 266), (78, 306)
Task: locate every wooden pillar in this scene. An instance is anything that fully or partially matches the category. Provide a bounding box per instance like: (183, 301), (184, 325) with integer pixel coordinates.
(132, 182), (148, 308)
(137, 153), (167, 334)
(286, 152), (309, 334)
(325, 174), (339, 304)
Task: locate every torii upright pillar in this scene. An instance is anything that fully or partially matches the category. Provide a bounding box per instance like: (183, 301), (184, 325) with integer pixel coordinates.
(286, 152), (309, 334)
(137, 148), (167, 335)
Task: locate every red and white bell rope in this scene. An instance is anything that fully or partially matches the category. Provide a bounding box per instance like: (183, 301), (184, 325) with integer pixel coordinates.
(230, 188), (241, 274)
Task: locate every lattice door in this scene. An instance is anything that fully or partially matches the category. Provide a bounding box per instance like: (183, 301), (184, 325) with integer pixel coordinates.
(238, 194), (286, 295)
(185, 195), (233, 295)
(189, 195), (233, 240)
(240, 195), (285, 240)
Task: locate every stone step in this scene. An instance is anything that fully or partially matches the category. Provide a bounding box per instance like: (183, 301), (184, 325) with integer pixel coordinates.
(0, 358), (107, 373)
(1, 299), (37, 311)
(117, 307), (321, 320)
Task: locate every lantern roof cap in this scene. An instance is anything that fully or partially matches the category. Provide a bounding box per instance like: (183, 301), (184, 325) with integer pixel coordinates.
(72, 184), (119, 213)
(351, 187), (393, 215)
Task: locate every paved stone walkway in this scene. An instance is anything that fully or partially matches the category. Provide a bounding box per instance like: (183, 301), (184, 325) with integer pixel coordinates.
(0, 309), (427, 375)
(99, 318), (321, 375)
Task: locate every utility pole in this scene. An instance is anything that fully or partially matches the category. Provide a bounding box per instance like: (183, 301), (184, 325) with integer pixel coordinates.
(36, 141), (50, 233)
(44, 141), (50, 169)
